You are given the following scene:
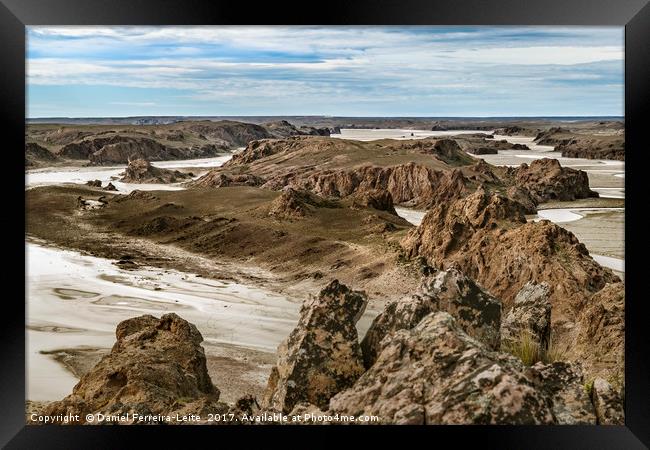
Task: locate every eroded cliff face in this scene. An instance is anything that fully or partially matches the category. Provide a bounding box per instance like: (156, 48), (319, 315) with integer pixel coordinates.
(194, 137), (597, 211)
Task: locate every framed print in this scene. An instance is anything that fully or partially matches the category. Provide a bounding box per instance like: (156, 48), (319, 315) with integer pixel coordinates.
(2, 0), (648, 447)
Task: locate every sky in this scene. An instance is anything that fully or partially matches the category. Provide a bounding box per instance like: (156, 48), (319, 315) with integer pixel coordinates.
(26, 26), (624, 118)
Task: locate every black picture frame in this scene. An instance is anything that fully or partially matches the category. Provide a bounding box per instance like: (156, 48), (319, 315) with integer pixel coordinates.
(3, 0), (648, 447)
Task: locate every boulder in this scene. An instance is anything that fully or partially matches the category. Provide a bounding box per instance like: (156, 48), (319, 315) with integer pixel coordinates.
(528, 361), (596, 424)
(262, 280), (367, 413)
(500, 282), (552, 350)
(104, 182), (118, 191)
(361, 268), (501, 367)
(591, 377), (625, 425)
(330, 312), (555, 424)
(43, 313), (221, 423)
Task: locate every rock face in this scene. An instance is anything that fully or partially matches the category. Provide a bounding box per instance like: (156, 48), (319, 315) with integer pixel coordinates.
(120, 158), (193, 184)
(263, 120), (330, 138)
(330, 312), (556, 424)
(43, 313), (221, 423)
(591, 378), (625, 425)
(500, 282), (552, 350)
(361, 268), (501, 368)
(262, 280), (367, 413)
(351, 189), (397, 214)
(290, 163), (472, 209)
(511, 158), (598, 202)
(528, 361), (596, 424)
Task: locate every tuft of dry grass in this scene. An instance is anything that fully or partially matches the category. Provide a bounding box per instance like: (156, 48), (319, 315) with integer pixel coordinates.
(505, 328), (567, 366)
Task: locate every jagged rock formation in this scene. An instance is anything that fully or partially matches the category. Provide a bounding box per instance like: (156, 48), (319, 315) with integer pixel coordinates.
(262, 280), (367, 413)
(120, 158), (193, 184)
(25, 142), (57, 166)
(331, 312), (556, 424)
(528, 361), (596, 424)
(500, 282), (552, 350)
(510, 158), (598, 202)
(104, 182), (118, 191)
(591, 378), (625, 425)
(42, 313), (223, 423)
(268, 187), (335, 219)
(361, 268), (501, 368)
(401, 187), (620, 326)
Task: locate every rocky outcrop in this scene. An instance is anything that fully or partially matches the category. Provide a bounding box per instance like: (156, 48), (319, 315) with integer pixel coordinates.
(263, 120), (330, 138)
(558, 137), (625, 161)
(86, 179), (102, 188)
(505, 186), (538, 214)
(262, 280), (367, 413)
(43, 313), (222, 423)
(330, 312), (556, 424)
(570, 282), (625, 385)
(494, 126), (537, 137)
(120, 158), (193, 184)
(591, 378), (625, 425)
(510, 158), (598, 203)
(179, 120), (272, 147)
(25, 142), (57, 166)
(401, 187), (620, 325)
(190, 172), (264, 188)
(351, 189), (396, 215)
(268, 187), (335, 219)
(466, 147), (498, 155)
(528, 361), (596, 424)
(361, 268), (501, 368)
(500, 282), (552, 350)
(104, 182), (118, 191)
(534, 127), (571, 145)
(288, 163), (472, 209)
